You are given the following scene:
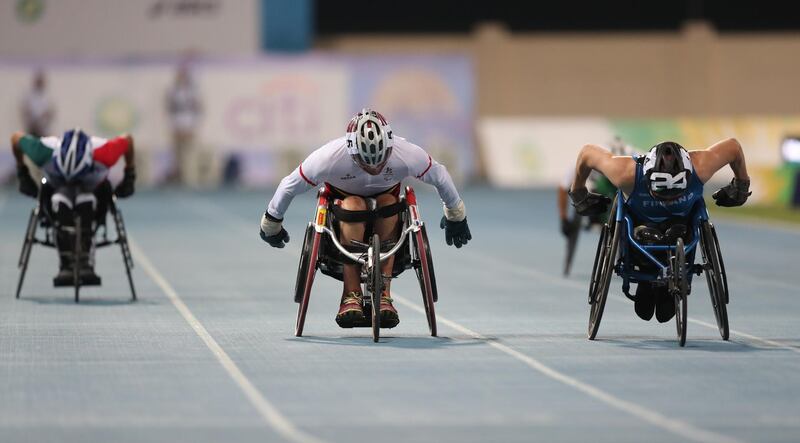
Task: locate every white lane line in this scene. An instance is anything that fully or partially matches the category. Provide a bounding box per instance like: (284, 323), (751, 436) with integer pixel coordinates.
(459, 251), (800, 354)
(392, 294), (744, 443)
(186, 196), (743, 443)
(128, 238), (327, 443)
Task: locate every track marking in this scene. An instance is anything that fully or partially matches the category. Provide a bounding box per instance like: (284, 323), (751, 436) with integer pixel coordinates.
(186, 195), (744, 443)
(458, 251), (800, 354)
(128, 238), (327, 443)
(391, 294), (744, 443)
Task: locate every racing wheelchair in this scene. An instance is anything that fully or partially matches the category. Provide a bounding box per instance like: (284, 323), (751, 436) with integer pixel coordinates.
(293, 185), (437, 342)
(587, 190), (729, 347)
(15, 180), (136, 303)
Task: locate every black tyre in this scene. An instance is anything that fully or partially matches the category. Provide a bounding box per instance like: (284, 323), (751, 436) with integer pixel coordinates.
(74, 216), (81, 304)
(563, 215), (581, 276)
(588, 200), (619, 340)
(16, 207), (38, 299)
(114, 207), (137, 302)
(294, 225), (314, 304)
(415, 226), (437, 336)
(700, 222), (729, 340)
(370, 233), (382, 343)
(673, 237), (688, 347)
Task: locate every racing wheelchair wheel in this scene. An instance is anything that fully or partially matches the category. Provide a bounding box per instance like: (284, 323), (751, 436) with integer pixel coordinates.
(369, 233), (382, 343)
(16, 206), (39, 299)
(73, 215), (82, 303)
(563, 215), (582, 276)
(414, 225), (438, 336)
(295, 224), (321, 337)
(588, 200), (620, 340)
(700, 222), (729, 340)
(672, 237), (688, 347)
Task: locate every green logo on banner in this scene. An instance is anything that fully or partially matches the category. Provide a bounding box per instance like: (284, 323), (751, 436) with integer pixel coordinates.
(95, 97), (138, 137)
(16, 0), (44, 24)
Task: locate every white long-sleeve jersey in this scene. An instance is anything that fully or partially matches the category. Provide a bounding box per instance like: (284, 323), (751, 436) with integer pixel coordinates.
(267, 136), (462, 220)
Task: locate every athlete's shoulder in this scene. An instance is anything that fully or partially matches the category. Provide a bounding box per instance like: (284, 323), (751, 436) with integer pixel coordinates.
(301, 136), (349, 178)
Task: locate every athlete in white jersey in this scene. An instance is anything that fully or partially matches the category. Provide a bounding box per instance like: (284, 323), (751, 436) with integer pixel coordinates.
(260, 109), (471, 328)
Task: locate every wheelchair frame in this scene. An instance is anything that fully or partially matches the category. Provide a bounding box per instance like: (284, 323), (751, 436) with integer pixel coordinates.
(16, 190), (136, 303)
(588, 189), (729, 346)
(292, 185), (437, 342)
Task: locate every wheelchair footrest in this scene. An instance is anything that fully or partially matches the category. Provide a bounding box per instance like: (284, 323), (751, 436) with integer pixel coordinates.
(53, 276), (102, 287)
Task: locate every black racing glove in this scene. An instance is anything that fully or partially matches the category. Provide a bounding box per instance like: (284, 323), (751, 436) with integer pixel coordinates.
(440, 216), (471, 248)
(260, 212), (290, 248)
(712, 178), (751, 207)
(569, 187), (611, 216)
(16, 164), (38, 198)
(115, 167), (136, 198)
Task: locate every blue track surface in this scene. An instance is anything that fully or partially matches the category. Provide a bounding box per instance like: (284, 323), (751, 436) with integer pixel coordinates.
(1, 187), (799, 443)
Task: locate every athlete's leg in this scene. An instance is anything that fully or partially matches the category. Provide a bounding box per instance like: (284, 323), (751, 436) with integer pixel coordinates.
(52, 188), (76, 285)
(75, 192), (100, 284)
(338, 196), (367, 294)
(374, 193), (401, 327)
(335, 196), (368, 326)
(374, 193), (400, 292)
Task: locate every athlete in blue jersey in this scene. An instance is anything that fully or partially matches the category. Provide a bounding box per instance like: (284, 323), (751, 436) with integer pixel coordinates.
(568, 139), (751, 321)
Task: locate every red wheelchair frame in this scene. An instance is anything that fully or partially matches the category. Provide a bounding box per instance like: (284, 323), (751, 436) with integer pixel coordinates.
(293, 185), (437, 342)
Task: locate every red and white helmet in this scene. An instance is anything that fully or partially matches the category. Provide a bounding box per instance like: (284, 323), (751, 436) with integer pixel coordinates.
(345, 108), (394, 174)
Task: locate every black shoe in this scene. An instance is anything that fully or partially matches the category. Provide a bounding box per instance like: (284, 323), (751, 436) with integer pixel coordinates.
(634, 283), (656, 321)
(79, 266), (102, 286)
(53, 268), (76, 287)
(655, 288), (675, 323)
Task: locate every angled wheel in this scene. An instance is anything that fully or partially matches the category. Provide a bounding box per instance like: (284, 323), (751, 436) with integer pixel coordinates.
(700, 222), (729, 340)
(74, 216), (82, 304)
(672, 237), (688, 347)
(370, 233), (382, 343)
(588, 201), (619, 340)
(294, 225), (315, 303)
(16, 207), (39, 299)
(563, 215), (581, 276)
(414, 225), (437, 337)
(295, 225), (320, 337)
(113, 205), (137, 301)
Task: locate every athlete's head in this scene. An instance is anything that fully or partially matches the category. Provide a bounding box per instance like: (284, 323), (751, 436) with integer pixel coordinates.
(55, 128), (93, 182)
(642, 141), (693, 201)
(345, 108), (394, 175)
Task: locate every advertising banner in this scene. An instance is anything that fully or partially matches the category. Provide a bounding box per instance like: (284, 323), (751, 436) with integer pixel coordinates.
(479, 116), (800, 203)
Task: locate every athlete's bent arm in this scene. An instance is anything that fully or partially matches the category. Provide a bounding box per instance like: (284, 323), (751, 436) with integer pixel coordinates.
(690, 138), (751, 207)
(569, 144), (635, 216)
(571, 144), (635, 194)
(414, 155), (471, 248)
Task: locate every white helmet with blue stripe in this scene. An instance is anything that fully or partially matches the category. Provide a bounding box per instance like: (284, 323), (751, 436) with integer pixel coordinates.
(55, 128), (93, 181)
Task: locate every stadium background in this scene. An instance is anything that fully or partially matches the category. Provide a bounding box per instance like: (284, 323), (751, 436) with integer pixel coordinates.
(1, 0), (799, 206)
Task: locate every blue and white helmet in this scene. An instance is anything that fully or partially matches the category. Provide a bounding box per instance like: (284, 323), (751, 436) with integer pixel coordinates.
(642, 141), (693, 200)
(55, 128), (93, 181)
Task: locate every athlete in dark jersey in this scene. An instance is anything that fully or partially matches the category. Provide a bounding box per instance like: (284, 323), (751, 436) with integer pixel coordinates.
(568, 139), (751, 321)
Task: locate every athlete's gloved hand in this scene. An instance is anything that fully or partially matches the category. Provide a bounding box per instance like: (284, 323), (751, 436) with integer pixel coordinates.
(260, 211), (290, 248)
(440, 200), (471, 248)
(440, 217), (471, 248)
(115, 167), (136, 198)
(569, 187), (611, 216)
(712, 178), (751, 207)
(16, 164), (38, 198)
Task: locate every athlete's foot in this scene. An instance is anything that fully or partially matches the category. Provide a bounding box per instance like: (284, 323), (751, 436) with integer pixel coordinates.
(655, 288), (675, 323)
(380, 293), (400, 328)
(79, 264), (102, 286)
(634, 282), (656, 321)
(335, 291), (365, 328)
(53, 268), (75, 287)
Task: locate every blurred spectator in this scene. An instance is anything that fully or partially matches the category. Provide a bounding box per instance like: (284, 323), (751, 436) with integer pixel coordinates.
(165, 63), (203, 184)
(20, 70), (55, 138)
